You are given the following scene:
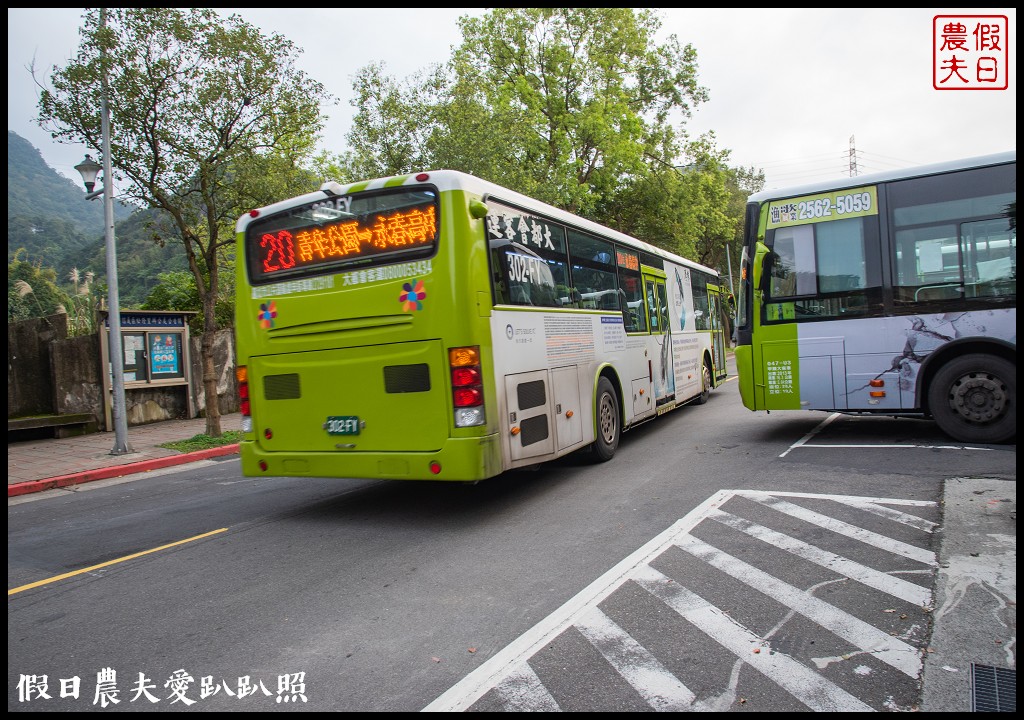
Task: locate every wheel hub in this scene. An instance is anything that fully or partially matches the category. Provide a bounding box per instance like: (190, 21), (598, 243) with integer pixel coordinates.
(950, 373), (1006, 423)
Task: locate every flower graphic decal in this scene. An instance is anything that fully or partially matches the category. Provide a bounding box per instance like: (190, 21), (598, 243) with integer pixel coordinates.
(399, 279), (427, 311)
(258, 301), (277, 329)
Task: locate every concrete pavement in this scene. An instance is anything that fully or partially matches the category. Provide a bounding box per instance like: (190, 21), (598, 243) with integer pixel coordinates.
(7, 412), (242, 497)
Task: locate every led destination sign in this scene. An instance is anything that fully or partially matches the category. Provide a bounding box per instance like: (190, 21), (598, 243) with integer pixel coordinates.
(247, 191), (438, 282)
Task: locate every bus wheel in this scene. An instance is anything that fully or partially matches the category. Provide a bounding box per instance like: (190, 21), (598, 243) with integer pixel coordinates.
(695, 360), (712, 405)
(928, 354), (1016, 444)
(591, 377), (620, 462)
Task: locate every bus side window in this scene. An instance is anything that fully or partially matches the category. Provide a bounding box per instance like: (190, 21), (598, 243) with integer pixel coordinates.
(647, 286), (659, 330)
(511, 284), (532, 305)
(492, 271), (510, 305)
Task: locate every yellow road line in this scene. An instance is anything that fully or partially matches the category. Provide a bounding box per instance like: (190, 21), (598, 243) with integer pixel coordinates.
(8, 528), (228, 596)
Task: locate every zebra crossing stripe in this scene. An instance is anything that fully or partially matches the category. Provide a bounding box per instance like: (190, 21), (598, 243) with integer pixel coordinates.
(839, 499), (938, 532)
(741, 491), (936, 566)
(674, 533), (923, 677)
(575, 606), (696, 710)
(708, 508), (932, 606)
(422, 491), (734, 712)
(749, 491), (938, 532)
(632, 565), (874, 712)
(423, 490), (932, 712)
(491, 662), (561, 711)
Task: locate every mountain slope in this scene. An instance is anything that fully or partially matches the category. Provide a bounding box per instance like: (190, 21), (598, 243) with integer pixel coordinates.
(7, 130), (185, 305)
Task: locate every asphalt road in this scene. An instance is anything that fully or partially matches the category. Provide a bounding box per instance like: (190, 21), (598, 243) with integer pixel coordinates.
(8, 375), (1016, 712)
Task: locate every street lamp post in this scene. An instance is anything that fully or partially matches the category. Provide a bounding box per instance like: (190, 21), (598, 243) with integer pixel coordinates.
(74, 9), (132, 455)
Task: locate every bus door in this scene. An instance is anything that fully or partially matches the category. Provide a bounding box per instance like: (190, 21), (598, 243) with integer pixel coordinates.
(644, 273), (675, 406)
(707, 285), (728, 382)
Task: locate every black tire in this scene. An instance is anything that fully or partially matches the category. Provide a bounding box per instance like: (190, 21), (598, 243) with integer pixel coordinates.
(927, 353), (1015, 444)
(591, 377), (620, 462)
(695, 359), (712, 405)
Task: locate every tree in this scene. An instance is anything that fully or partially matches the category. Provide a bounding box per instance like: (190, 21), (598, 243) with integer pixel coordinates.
(142, 270), (233, 336)
(451, 8), (707, 214)
(340, 8), (708, 216)
(36, 8), (331, 436)
(593, 138), (736, 265)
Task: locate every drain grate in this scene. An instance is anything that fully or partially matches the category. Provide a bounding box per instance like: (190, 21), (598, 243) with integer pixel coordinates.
(971, 663), (1016, 712)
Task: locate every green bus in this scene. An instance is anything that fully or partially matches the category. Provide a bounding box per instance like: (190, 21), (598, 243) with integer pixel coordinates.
(234, 170), (730, 482)
(735, 151), (1015, 443)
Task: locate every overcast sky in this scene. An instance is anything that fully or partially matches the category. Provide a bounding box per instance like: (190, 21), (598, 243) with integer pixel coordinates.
(7, 8), (1017, 191)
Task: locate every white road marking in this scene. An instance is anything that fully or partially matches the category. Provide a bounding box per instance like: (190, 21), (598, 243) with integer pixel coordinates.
(777, 412), (992, 454)
(741, 491), (936, 566)
(422, 490), (937, 712)
(791, 443), (992, 451)
(840, 499), (938, 532)
(674, 533), (923, 677)
(421, 490), (734, 712)
(575, 607), (696, 710)
(708, 508), (932, 606)
(491, 663), (561, 711)
(779, 413), (840, 457)
(632, 565), (874, 712)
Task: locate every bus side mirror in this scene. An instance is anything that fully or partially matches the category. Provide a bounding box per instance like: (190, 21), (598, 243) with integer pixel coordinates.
(760, 256), (774, 295)
(469, 199), (488, 219)
(753, 241), (771, 295)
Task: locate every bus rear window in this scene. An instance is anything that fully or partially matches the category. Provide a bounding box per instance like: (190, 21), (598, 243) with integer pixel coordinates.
(245, 187), (439, 284)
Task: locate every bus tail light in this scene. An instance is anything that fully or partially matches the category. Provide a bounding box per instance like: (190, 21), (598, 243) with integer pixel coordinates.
(449, 346), (485, 427)
(237, 366), (253, 433)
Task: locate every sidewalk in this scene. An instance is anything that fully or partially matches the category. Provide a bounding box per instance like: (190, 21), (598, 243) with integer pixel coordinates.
(7, 412), (242, 498)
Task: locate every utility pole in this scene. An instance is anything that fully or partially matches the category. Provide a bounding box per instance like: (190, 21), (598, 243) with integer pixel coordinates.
(76, 8), (133, 455)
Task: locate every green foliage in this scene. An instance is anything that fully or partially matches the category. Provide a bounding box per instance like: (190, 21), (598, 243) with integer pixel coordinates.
(7, 251), (66, 321)
(159, 430), (242, 453)
(36, 9), (329, 336)
(453, 8), (708, 213)
(333, 8), (753, 271)
(62, 266), (101, 336)
(9, 130), (192, 310)
(36, 8), (332, 434)
(11, 7), (769, 357)
(8, 251), (105, 336)
(7, 131), (132, 276)
(341, 9), (709, 217)
(142, 270), (233, 333)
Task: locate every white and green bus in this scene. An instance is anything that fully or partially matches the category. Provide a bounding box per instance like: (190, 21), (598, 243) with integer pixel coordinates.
(235, 170), (730, 482)
(735, 151), (1015, 443)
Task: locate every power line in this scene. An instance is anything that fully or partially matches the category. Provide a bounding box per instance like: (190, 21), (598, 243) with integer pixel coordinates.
(749, 141), (943, 189)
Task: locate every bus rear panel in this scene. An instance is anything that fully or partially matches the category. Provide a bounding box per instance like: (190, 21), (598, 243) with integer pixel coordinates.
(236, 175), (502, 481)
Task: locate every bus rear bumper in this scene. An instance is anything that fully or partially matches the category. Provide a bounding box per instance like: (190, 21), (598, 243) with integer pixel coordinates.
(239, 433), (504, 482)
